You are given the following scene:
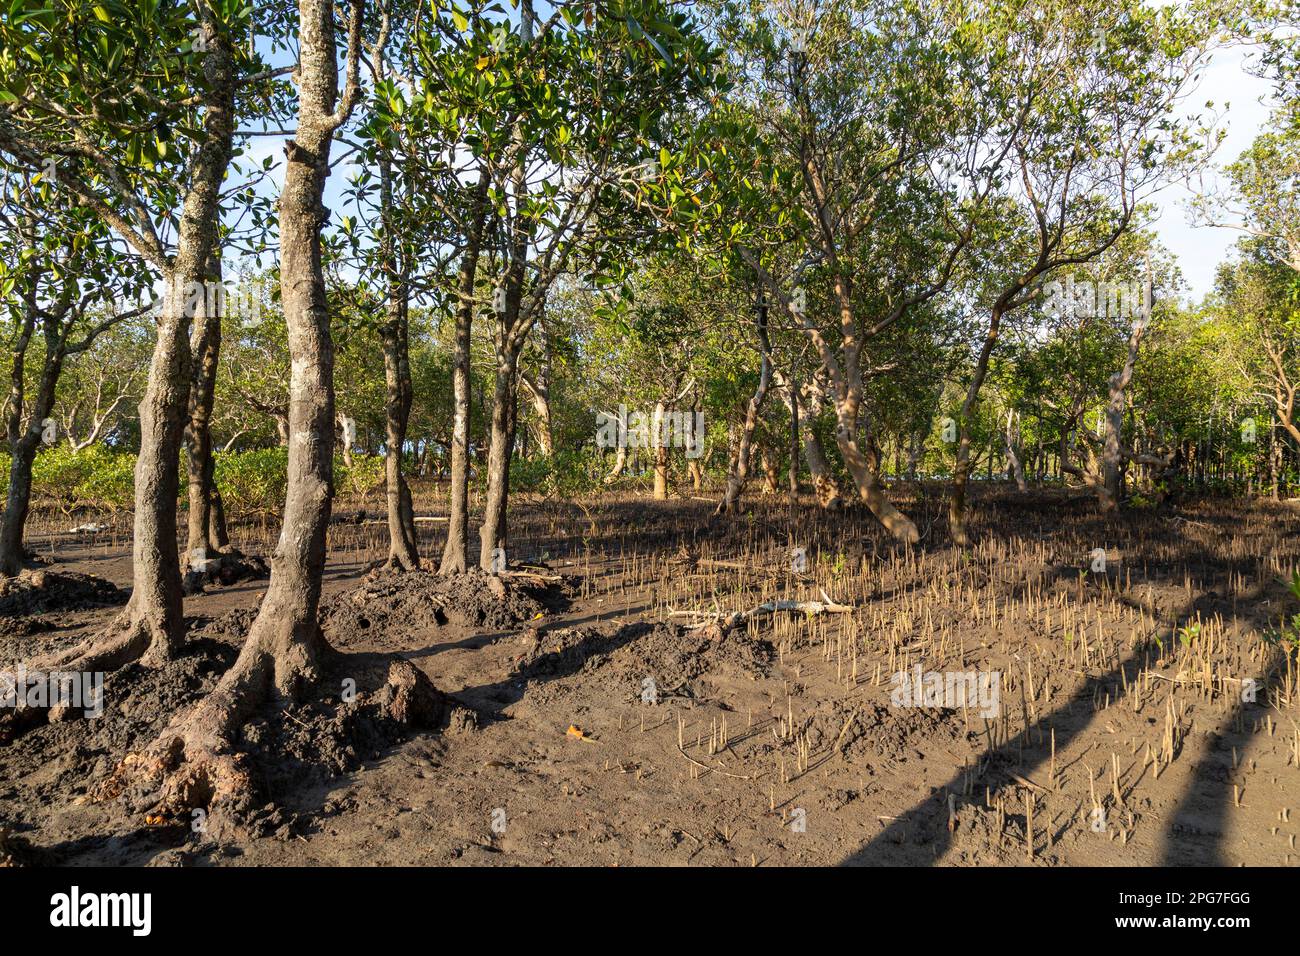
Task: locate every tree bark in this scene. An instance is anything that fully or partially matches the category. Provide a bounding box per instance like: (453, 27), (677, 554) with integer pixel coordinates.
(1005, 409), (1029, 492)
(478, 349), (519, 570)
(759, 444), (779, 495)
(787, 379), (800, 500)
(123, 0), (372, 824)
(717, 298), (772, 515)
(652, 402), (670, 499)
(802, 430), (842, 510)
(185, 251), (223, 566)
(833, 392), (918, 543)
(0, 284), (42, 576)
(439, 172), (488, 575)
(40, 8), (238, 671)
(604, 445), (628, 484)
(379, 295), (418, 569)
(520, 316), (554, 458)
(1097, 313), (1150, 511)
(688, 457), (703, 491)
(374, 120), (419, 570)
(337, 412), (356, 469)
(950, 304), (1004, 546)
(209, 474), (230, 548)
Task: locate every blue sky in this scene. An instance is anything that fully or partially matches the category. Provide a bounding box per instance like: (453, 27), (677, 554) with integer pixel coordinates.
(1152, 43), (1278, 300)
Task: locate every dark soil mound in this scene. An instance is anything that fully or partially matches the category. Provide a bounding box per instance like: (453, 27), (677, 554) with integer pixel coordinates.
(595, 621), (776, 700)
(842, 703), (976, 762)
(0, 570), (126, 618)
(0, 615), (242, 828)
(239, 657), (475, 811)
(322, 569), (544, 648)
(182, 550), (271, 595)
(0, 607), (474, 855)
(0, 616), (54, 640)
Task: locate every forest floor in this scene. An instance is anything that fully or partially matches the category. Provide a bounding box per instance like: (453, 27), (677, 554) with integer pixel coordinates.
(2, 485), (1299, 866)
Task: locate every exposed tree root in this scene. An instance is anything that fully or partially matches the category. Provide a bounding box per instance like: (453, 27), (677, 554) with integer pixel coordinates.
(97, 613), (451, 840)
(95, 612), (314, 837)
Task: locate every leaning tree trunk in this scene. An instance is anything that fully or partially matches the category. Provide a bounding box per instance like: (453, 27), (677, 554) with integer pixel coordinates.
(35, 15), (237, 675)
(120, 0), (368, 828)
(604, 445), (628, 484)
(828, 383), (919, 543)
(796, 379), (843, 510)
(803, 275), (918, 541)
(687, 457), (703, 490)
(950, 305), (1004, 547)
(185, 250), (223, 566)
(439, 173), (488, 575)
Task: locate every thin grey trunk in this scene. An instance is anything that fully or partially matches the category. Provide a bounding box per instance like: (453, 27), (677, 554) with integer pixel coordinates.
(378, 146), (418, 570)
(1005, 410), (1029, 492)
(717, 297), (772, 515)
(439, 172), (489, 575)
(950, 305), (1004, 546)
(186, 250), (223, 564)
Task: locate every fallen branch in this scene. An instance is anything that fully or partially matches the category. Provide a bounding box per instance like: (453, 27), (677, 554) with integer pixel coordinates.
(668, 588), (854, 637)
(499, 568), (563, 584)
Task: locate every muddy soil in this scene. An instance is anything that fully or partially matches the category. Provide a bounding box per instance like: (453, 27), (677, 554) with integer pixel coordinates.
(1, 487), (1298, 866)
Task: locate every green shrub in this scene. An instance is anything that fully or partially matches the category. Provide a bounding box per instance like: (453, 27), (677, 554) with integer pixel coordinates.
(214, 447), (289, 517)
(86, 451), (136, 511)
(26, 445), (138, 513)
(505, 448), (625, 498)
(337, 453), (386, 500)
(212, 447), (388, 516)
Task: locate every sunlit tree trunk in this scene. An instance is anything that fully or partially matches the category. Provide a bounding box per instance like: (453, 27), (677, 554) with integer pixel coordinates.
(439, 172), (488, 575)
(34, 12), (237, 671)
(128, 2), (375, 823)
(185, 251), (223, 565)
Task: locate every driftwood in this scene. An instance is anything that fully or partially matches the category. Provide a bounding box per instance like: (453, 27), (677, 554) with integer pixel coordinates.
(498, 566), (564, 584)
(668, 588), (853, 638)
